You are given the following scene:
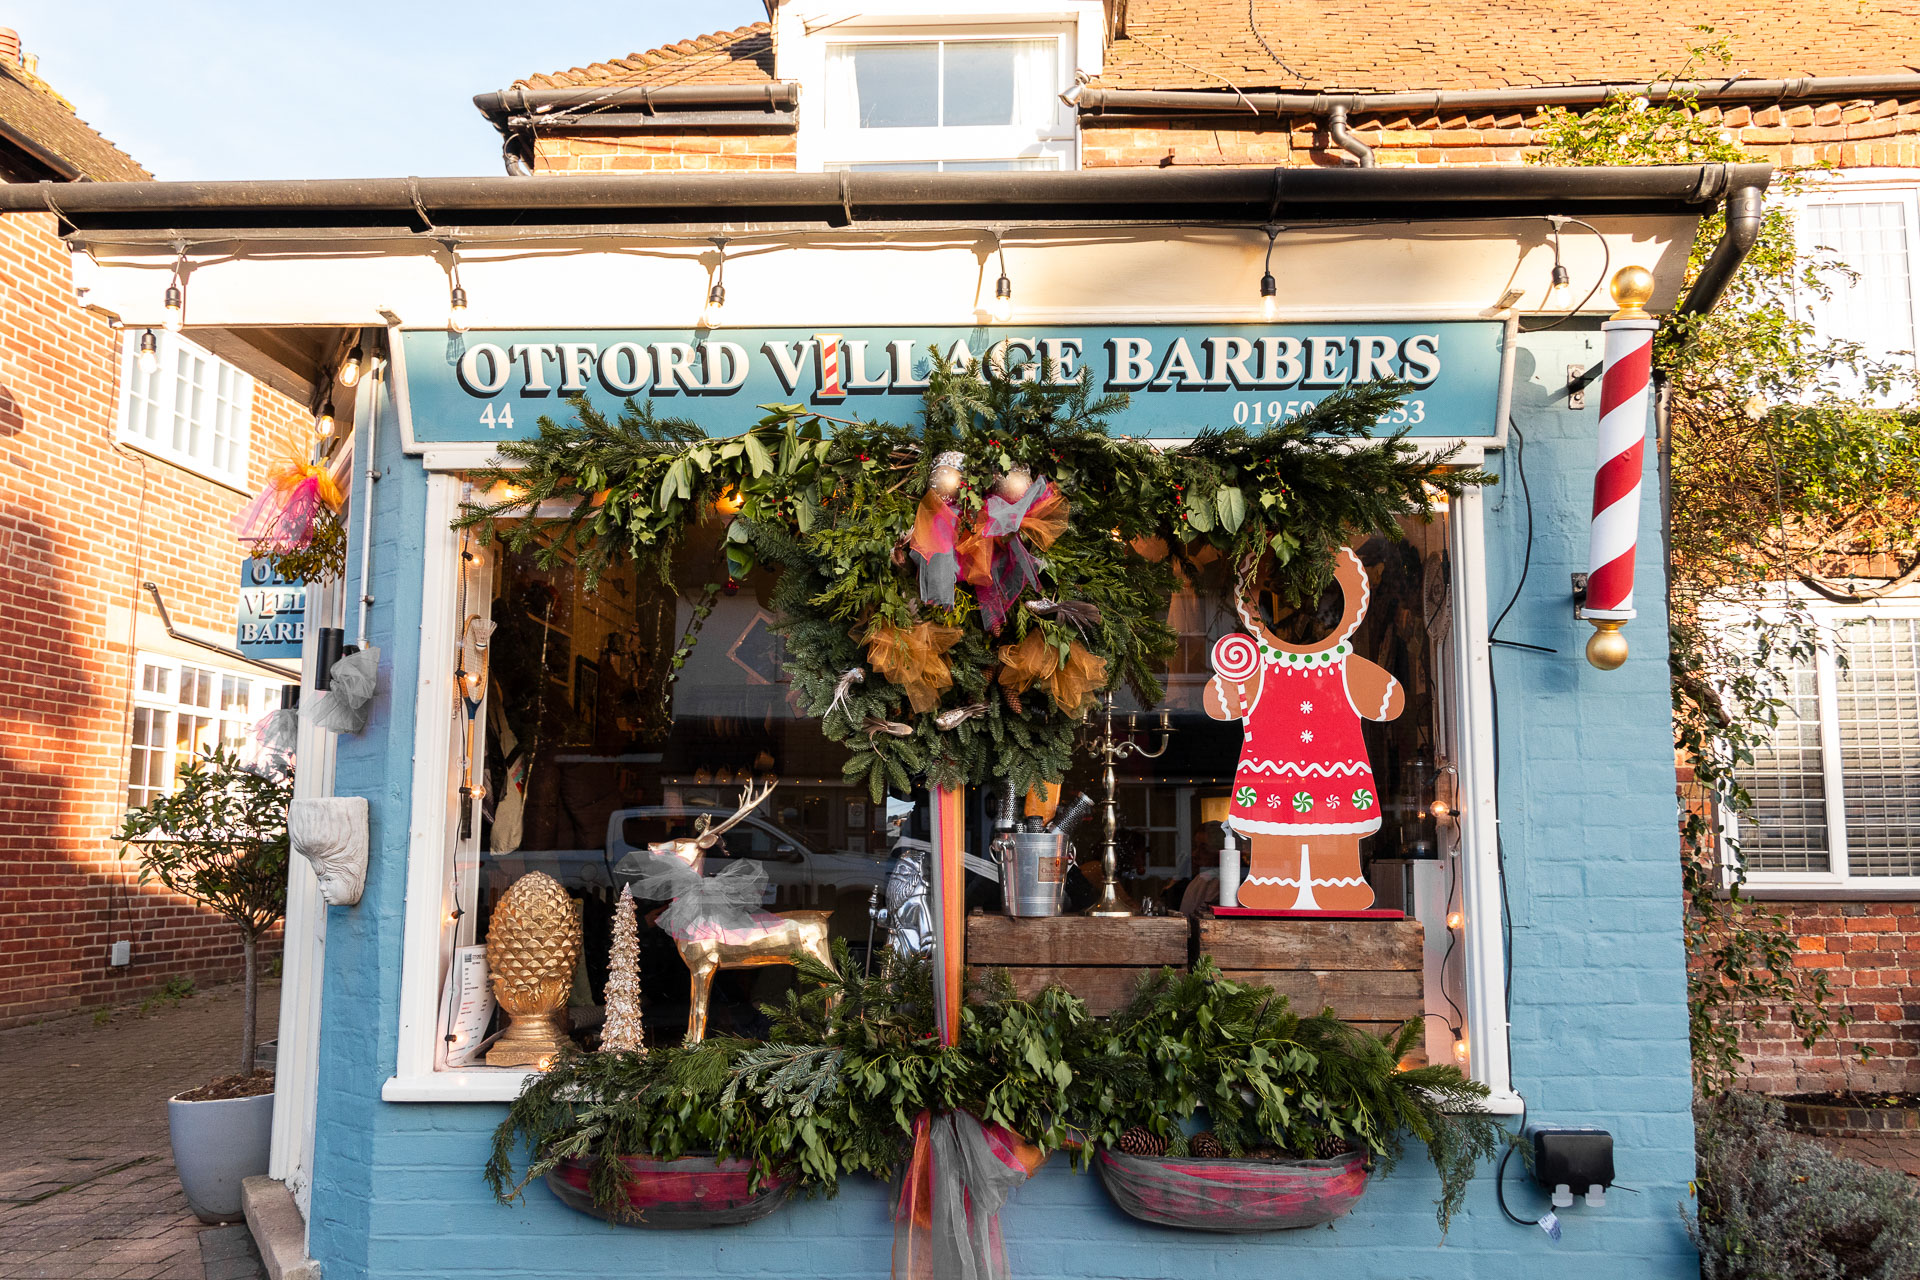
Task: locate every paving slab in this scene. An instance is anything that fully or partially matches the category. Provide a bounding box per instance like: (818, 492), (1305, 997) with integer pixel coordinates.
(0, 981), (280, 1280)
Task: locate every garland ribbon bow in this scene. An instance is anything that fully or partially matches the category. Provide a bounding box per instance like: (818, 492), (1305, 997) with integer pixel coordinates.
(958, 481), (1069, 633)
(996, 629), (1107, 719)
(233, 457), (344, 554)
(893, 1110), (1043, 1280)
(864, 619), (964, 714)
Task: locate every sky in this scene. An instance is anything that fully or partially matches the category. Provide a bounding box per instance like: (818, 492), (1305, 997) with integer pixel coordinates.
(7, 1), (767, 180)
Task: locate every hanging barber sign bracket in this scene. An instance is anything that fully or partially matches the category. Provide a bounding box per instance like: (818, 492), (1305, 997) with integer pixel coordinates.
(398, 321), (1507, 452)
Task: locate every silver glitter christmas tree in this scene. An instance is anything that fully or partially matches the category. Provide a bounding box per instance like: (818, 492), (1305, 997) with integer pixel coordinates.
(599, 884), (645, 1053)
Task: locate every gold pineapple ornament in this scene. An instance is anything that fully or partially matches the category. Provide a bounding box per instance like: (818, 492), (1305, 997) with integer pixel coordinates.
(485, 871), (582, 1066)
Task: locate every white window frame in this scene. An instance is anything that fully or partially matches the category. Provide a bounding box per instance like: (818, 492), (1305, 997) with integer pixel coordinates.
(781, 3), (1103, 174)
(127, 650), (290, 810)
(115, 328), (255, 491)
(1739, 588), (1920, 896)
(382, 469), (1518, 1110)
(1789, 170), (1920, 402)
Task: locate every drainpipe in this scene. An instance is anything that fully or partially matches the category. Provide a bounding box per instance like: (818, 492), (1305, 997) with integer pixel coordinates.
(1324, 103), (1375, 168)
(1675, 179), (1768, 319)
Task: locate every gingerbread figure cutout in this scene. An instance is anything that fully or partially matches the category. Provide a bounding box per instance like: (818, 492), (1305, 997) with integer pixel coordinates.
(1203, 547), (1405, 910)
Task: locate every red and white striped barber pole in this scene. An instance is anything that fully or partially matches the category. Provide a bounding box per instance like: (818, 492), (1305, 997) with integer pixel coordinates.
(814, 334), (845, 399)
(1582, 267), (1657, 670)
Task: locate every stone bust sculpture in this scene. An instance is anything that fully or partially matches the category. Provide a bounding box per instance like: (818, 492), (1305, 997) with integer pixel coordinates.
(290, 796), (369, 906)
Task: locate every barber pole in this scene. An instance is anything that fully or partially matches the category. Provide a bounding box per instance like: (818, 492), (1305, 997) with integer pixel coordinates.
(814, 333), (845, 398)
(1583, 266), (1657, 671)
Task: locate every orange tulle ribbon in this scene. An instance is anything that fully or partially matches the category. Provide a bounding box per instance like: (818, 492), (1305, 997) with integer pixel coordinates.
(957, 482), (1070, 632)
(996, 628), (1107, 718)
(864, 618), (963, 714)
(233, 457), (345, 554)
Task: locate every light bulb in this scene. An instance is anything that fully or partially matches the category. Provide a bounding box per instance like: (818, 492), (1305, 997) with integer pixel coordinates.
(314, 400), (335, 439)
(714, 485), (743, 516)
(1260, 272), (1278, 321)
(162, 283), (183, 332)
(700, 282), (726, 329)
(337, 344), (363, 388)
(1431, 798), (1451, 819)
(991, 273), (1013, 323)
(1453, 1035), (1470, 1063)
(448, 285), (468, 332)
(137, 329), (159, 375)
(1446, 910), (1464, 931)
(1547, 261), (1571, 303)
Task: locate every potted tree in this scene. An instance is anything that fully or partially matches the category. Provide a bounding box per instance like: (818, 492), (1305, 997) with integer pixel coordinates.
(118, 744), (290, 1224)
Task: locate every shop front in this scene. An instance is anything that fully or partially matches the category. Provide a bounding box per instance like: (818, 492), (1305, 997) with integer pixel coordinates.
(24, 164), (1761, 1278)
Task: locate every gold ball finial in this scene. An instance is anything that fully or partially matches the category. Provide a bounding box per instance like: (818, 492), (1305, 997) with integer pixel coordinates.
(1610, 266), (1655, 320)
(1585, 619), (1630, 671)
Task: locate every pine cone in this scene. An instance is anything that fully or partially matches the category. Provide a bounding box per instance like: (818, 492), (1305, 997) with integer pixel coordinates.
(1189, 1131), (1225, 1159)
(1315, 1133), (1354, 1159)
(1117, 1126), (1167, 1157)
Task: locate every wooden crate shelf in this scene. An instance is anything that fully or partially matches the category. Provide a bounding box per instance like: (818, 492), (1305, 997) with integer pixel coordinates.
(966, 914), (1188, 1015)
(1197, 914), (1425, 1043)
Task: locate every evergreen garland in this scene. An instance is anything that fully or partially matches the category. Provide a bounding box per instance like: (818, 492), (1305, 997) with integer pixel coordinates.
(456, 364), (1489, 800)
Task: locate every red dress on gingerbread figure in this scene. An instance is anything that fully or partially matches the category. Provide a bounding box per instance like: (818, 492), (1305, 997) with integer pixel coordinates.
(1203, 546), (1405, 910)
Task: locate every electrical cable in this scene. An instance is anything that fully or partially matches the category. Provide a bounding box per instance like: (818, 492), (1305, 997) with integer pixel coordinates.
(1495, 1095), (1536, 1227)
(1518, 217), (1610, 332)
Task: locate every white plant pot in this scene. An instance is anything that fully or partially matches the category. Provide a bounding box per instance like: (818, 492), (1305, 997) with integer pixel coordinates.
(167, 1090), (274, 1223)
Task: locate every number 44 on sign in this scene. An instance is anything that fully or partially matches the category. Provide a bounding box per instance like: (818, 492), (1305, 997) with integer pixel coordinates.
(479, 404), (515, 431)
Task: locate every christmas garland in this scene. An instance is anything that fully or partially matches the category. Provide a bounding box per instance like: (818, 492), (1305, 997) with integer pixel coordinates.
(457, 362), (1488, 800)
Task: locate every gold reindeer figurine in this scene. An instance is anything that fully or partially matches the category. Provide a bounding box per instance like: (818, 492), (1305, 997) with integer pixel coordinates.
(618, 780), (836, 1044)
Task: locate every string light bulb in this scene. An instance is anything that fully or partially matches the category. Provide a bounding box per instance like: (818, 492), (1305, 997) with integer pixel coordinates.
(701, 235), (728, 329)
(337, 343), (363, 388)
(162, 282), (183, 332)
(1258, 223), (1281, 321)
(1446, 910), (1464, 931)
(1431, 797), (1451, 820)
(314, 399), (336, 439)
(136, 329), (159, 375)
(1545, 215), (1570, 305)
(989, 234), (1014, 323)
(448, 285), (468, 332)
(1453, 1034), (1470, 1063)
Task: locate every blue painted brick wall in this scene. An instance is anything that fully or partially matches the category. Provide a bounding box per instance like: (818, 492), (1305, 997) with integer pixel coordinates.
(306, 326), (1698, 1278)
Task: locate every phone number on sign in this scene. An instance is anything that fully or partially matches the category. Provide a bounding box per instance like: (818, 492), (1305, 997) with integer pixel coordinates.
(1232, 399), (1426, 426)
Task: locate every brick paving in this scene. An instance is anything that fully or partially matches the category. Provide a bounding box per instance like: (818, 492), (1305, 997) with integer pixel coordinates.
(1804, 1132), (1920, 1178)
(0, 981), (278, 1280)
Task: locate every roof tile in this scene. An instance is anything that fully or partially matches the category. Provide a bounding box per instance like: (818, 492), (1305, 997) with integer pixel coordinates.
(514, 23), (777, 90)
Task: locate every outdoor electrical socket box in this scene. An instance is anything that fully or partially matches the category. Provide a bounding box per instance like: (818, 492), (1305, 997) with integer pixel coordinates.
(1531, 1126), (1614, 1208)
(109, 940), (131, 967)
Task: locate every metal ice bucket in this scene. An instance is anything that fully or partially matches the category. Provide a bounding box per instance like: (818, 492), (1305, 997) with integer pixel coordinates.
(1003, 830), (1067, 918)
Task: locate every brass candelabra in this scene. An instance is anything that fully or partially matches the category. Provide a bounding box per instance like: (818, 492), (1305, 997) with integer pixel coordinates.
(1083, 692), (1173, 918)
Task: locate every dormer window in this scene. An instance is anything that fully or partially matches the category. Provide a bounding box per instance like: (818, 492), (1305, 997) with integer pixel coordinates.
(819, 30), (1074, 171)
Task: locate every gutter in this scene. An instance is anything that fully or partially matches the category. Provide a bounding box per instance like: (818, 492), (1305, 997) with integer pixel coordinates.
(4, 163), (1768, 234)
(1076, 73), (1920, 119)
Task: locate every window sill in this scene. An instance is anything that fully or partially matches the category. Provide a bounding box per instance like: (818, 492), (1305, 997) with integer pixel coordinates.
(382, 1070), (536, 1103)
(115, 435), (251, 497)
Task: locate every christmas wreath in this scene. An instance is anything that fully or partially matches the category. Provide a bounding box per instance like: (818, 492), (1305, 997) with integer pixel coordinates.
(457, 360), (1486, 800)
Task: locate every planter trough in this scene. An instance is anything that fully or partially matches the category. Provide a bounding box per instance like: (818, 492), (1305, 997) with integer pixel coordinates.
(543, 1154), (793, 1228)
(1095, 1147), (1369, 1232)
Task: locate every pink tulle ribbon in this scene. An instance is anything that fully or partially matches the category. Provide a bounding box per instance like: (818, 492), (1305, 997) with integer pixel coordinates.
(234, 460), (344, 554)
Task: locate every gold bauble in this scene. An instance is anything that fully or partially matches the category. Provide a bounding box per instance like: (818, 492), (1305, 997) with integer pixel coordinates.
(485, 871), (582, 1066)
(1585, 620), (1630, 671)
(1610, 266), (1655, 319)
(995, 466), (1033, 502)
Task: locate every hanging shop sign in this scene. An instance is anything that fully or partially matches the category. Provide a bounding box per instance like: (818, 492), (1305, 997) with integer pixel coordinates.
(401, 323), (1504, 444)
(235, 557), (306, 659)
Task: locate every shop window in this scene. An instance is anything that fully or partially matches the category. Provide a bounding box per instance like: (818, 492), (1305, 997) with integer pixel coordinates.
(443, 511), (1464, 1063)
(1797, 183), (1920, 400)
(126, 653), (293, 810)
(1742, 603), (1920, 889)
(817, 33), (1075, 172)
(116, 330), (253, 489)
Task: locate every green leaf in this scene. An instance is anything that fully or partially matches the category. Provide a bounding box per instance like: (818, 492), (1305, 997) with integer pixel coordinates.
(743, 433), (775, 477)
(1214, 485), (1247, 533)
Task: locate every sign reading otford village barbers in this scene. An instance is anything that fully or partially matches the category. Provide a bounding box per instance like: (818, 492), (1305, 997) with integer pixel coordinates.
(402, 323), (1504, 442)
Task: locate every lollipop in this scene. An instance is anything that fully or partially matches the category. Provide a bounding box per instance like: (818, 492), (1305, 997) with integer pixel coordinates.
(1211, 632), (1261, 682)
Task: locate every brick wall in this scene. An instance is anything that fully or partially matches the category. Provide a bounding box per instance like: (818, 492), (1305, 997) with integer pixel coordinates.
(1739, 900), (1920, 1095)
(1080, 97), (1920, 169)
(533, 128), (795, 173)
(0, 208), (308, 1029)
